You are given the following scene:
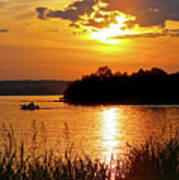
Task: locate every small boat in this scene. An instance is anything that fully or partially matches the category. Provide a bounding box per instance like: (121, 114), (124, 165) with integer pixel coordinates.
(20, 102), (40, 110)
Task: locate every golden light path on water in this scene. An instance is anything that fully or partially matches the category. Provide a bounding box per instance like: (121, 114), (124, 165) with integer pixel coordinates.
(101, 107), (121, 162)
(0, 96), (179, 167)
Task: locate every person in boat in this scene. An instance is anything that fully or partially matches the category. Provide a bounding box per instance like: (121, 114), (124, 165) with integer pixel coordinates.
(29, 102), (35, 107)
(21, 102), (40, 110)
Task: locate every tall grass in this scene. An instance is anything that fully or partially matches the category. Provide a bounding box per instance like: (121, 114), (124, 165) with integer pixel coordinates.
(0, 122), (178, 180)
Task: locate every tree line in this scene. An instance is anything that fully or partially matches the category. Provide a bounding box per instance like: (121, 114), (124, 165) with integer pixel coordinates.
(64, 66), (179, 105)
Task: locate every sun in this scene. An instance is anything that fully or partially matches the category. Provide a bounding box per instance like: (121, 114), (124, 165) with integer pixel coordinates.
(91, 14), (136, 44)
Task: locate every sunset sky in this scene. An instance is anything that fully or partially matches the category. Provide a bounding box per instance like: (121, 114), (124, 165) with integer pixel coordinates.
(1, 0), (179, 80)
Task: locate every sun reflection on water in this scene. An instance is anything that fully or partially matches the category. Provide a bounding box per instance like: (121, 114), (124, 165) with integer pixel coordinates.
(101, 107), (120, 162)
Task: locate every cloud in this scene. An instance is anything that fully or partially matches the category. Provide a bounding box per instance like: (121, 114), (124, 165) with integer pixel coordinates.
(36, 0), (179, 27)
(84, 12), (118, 29)
(112, 33), (167, 39)
(164, 29), (179, 33)
(111, 30), (179, 39)
(36, 1), (133, 30)
(0, 29), (8, 33)
(36, 0), (98, 21)
(36, 7), (48, 20)
(35, 0), (179, 39)
(102, 0), (179, 27)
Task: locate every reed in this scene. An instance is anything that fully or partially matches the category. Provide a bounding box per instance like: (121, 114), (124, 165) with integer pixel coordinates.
(0, 122), (178, 180)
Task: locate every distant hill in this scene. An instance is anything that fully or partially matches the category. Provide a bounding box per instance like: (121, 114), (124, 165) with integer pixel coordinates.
(0, 80), (71, 95)
(64, 66), (179, 105)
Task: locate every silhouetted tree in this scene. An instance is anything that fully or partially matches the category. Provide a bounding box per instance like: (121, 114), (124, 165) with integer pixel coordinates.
(151, 67), (168, 76)
(132, 67), (167, 77)
(64, 66), (179, 105)
(96, 66), (112, 77)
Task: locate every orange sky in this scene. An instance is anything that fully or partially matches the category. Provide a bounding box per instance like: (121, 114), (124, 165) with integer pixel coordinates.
(0, 0), (179, 80)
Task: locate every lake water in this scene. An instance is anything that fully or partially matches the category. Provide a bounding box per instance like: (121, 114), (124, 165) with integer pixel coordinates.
(0, 95), (179, 160)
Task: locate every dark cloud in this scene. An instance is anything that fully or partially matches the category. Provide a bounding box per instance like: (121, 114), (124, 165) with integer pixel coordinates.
(0, 29), (8, 33)
(36, 0), (98, 21)
(69, 23), (80, 28)
(112, 33), (167, 39)
(164, 29), (179, 33)
(35, 0), (179, 36)
(84, 19), (110, 28)
(84, 13), (118, 29)
(102, 0), (179, 27)
(112, 30), (179, 39)
(162, 28), (179, 37)
(36, 7), (49, 20)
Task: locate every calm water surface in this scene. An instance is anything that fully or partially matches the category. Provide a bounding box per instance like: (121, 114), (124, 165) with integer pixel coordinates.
(0, 96), (179, 160)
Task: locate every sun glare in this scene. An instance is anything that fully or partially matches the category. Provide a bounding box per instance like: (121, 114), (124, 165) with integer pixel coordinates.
(91, 14), (136, 44)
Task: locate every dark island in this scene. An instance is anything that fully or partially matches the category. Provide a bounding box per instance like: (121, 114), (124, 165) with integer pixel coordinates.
(64, 66), (179, 105)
